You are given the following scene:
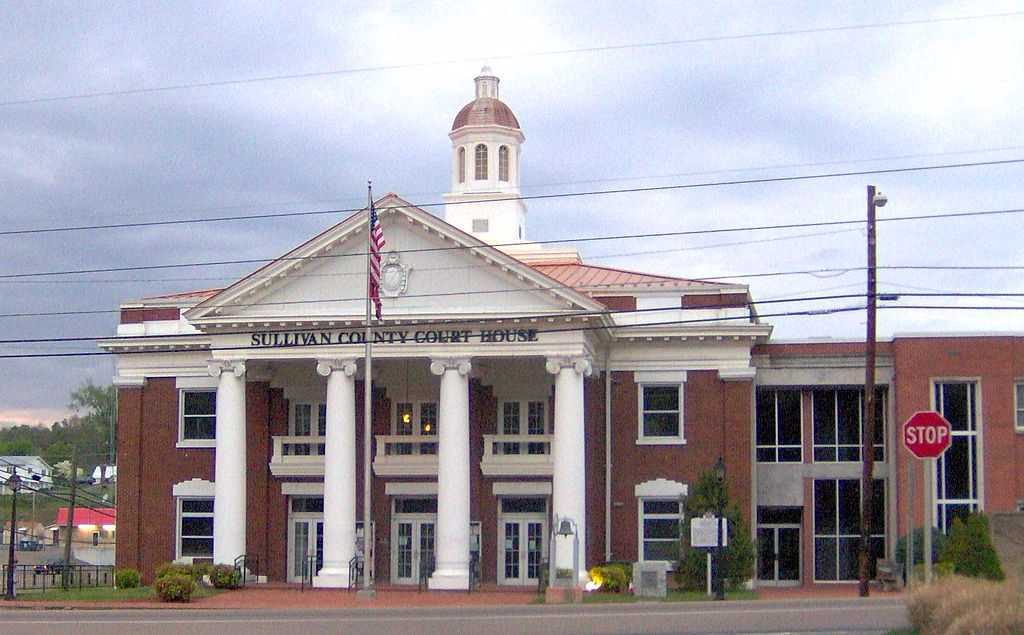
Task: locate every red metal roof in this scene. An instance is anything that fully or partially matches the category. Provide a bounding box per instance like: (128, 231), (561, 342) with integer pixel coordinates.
(531, 262), (722, 290)
(55, 507), (116, 526)
(452, 97), (520, 130)
(140, 288), (222, 303)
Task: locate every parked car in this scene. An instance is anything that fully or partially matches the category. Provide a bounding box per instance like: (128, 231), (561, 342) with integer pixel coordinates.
(33, 559), (66, 575)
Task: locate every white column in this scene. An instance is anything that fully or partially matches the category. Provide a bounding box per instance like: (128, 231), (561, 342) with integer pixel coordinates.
(546, 356), (592, 585)
(428, 357), (472, 590)
(209, 360), (247, 565)
(314, 358), (358, 588)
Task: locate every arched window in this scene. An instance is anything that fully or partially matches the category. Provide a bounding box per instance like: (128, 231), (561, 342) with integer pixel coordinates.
(475, 144), (488, 180)
(498, 146), (509, 181)
(458, 147), (466, 184)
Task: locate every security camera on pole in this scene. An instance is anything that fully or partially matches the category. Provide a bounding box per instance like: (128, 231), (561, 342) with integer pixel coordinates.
(903, 411), (953, 584)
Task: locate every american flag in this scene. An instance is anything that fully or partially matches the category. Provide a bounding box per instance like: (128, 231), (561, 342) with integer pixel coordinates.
(368, 201), (386, 319)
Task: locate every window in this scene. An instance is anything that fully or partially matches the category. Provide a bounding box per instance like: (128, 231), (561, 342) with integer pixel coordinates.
(178, 498), (214, 559)
(458, 147), (466, 183)
(756, 389), (802, 462)
(1015, 382), (1024, 432)
(498, 145), (509, 181)
(474, 144), (488, 180)
(92, 532), (99, 546)
(499, 400), (548, 455)
(812, 388), (885, 462)
(638, 384), (683, 443)
(934, 381), (980, 531)
(813, 479), (884, 581)
(639, 499), (681, 562)
(393, 402), (437, 455)
(472, 218), (489, 233)
(180, 390), (216, 444)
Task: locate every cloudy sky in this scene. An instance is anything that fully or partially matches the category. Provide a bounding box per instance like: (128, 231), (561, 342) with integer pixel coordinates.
(2, 0), (1022, 425)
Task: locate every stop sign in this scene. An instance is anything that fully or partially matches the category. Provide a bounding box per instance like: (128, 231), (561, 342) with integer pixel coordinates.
(903, 411), (953, 459)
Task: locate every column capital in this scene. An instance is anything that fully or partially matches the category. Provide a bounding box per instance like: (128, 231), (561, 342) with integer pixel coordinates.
(316, 358), (358, 378)
(208, 360), (246, 378)
(545, 356), (593, 377)
(430, 357), (472, 377)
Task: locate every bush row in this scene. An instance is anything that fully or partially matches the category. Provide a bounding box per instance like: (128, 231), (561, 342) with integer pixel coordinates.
(906, 575), (1023, 634)
(149, 561), (240, 602)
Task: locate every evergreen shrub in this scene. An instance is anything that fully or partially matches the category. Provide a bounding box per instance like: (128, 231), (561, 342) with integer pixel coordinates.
(114, 568), (140, 589)
(941, 513), (1004, 581)
(154, 573), (194, 602)
(210, 564), (242, 589)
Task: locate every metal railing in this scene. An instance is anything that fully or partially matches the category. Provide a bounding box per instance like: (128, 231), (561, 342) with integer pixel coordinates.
(233, 554), (262, 588)
(348, 555), (363, 590)
(1, 564), (114, 593)
(299, 555), (319, 591)
(417, 553), (436, 592)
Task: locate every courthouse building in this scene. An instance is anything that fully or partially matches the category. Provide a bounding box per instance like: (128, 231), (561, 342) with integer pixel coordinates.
(104, 69), (1024, 589)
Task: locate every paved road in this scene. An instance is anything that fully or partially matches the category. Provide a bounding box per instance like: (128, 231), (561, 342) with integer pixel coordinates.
(0, 598), (908, 635)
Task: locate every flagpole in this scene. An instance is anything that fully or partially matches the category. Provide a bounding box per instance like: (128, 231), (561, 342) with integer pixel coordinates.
(361, 181), (375, 596)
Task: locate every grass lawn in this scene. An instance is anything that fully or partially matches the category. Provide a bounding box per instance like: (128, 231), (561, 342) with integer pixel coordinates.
(578, 589), (759, 603)
(14, 585), (223, 602)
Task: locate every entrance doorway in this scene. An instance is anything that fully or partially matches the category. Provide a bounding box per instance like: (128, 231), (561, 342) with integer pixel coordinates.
(497, 497), (547, 586)
(390, 497), (437, 584)
(757, 525), (800, 585)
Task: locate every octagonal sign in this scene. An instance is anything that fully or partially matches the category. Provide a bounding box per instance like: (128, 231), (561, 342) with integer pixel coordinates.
(903, 411), (953, 459)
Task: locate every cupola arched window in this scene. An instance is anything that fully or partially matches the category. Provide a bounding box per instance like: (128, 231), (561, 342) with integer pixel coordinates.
(458, 147), (466, 184)
(498, 146), (509, 181)
(475, 144), (488, 180)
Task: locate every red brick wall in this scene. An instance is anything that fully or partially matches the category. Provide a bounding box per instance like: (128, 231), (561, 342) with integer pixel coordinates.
(608, 370), (752, 562)
(245, 382), (271, 578)
(119, 307), (180, 323)
(115, 386), (143, 574)
(265, 388), (289, 582)
(129, 378), (215, 583)
(594, 296), (637, 312)
(892, 336), (1024, 529)
(585, 373), (607, 566)
(682, 293), (749, 309)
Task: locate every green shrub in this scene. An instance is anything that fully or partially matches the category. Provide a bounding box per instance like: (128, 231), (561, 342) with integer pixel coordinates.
(154, 573), (194, 602)
(191, 562), (213, 582)
(674, 470), (755, 591)
(114, 568), (140, 589)
(155, 562), (194, 580)
(941, 513), (1005, 581)
(588, 563), (631, 592)
(210, 564), (242, 589)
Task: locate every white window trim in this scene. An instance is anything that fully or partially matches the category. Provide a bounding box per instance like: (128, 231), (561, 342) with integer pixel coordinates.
(1015, 381), (1024, 433)
(391, 400), (439, 435)
(177, 389), (216, 449)
(636, 383), (685, 445)
(930, 378), (984, 530)
(497, 399), (549, 434)
(811, 478), (885, 583)
(290, 402), (326, 437)
(636, 496), (683, 569)
(175, 496), (214, 563)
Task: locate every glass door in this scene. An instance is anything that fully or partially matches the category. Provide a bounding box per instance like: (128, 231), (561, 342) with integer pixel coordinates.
(499, 518), (545, 585)
(757, 525), (800, 585)
(391, 519), (436, 584)
(289, 519), (324, 582)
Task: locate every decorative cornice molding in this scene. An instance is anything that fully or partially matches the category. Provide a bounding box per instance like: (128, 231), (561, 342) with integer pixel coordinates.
(545, 356), (594, 377)
(430, 358), (472, 377)
(207, 360), (246, 378)
(316, 358), (358, 378)
(112, 376), (146, 387)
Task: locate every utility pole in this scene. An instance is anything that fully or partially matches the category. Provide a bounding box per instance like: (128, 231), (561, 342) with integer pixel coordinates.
(859, 185), (886, 596)
(62, 448), (78, 590)
(5, 473), (21, 600)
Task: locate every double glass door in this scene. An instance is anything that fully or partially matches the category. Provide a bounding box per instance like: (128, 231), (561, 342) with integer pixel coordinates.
(289, 518), (324, 582)
(391, 518), (435, 584)
(499, 517), (545, 585)
(757, 525), (800, 585)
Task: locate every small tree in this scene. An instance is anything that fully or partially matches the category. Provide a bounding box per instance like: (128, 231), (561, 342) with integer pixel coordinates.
(940, 512), (1004, 581)
(675, 469), (755, 590)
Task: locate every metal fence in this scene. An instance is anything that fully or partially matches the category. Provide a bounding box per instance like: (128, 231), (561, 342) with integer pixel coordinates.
(1, 564), (115, 593)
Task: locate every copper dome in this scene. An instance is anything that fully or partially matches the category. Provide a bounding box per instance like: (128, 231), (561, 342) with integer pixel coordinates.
(451, 97), (521, 131)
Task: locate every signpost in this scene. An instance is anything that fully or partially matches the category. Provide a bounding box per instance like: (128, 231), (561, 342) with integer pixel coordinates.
(691, 515), (727, 597)
(902, 411), (953, 584)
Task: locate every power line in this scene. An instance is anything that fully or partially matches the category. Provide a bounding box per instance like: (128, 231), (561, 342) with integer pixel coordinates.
(3, 198), (1024, 280)
(2, 158), (1023, 239)
(3, 11), (1019, 108)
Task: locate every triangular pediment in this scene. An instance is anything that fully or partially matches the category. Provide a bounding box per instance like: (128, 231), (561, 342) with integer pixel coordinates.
(185, 194), (605, 325)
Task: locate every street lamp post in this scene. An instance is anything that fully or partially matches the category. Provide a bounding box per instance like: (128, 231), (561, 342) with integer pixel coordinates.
(714, 457), (726, 601)
(5, 472), (22, 600)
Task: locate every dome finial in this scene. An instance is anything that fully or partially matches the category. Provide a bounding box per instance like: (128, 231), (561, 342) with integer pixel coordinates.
(474, 66), (499, 99)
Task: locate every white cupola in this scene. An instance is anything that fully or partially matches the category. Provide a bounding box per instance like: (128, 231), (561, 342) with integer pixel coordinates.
(443, 67), (528, 247)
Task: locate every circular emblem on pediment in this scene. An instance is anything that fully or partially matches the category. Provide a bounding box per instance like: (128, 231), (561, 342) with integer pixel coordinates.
(380, 251), (411, 297)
